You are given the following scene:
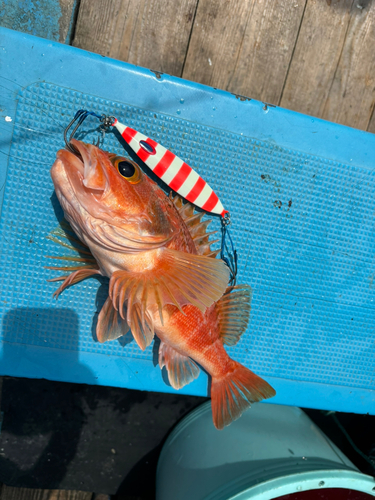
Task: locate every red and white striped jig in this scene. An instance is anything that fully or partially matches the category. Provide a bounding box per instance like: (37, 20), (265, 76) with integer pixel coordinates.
(110, 118), (228, 218)
(65, 110), (228, 218)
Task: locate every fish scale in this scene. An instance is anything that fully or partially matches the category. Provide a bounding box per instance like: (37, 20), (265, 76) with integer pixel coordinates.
(112, 119), (228, 217)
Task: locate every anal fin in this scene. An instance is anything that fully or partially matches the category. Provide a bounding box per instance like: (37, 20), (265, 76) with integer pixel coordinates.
(159, 341), (200, 390)
(97, 297), (154, 350)
(97, 296), (130, 343)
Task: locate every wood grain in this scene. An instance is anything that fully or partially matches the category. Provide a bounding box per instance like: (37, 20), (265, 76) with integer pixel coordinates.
(0, 487), (92, 500)
(281, 0), (375, 131)
(280, 0), (354, 117)
(322, 1), (375, 130)
(73, 0), (198, 76)
(182, 0), (307, 104)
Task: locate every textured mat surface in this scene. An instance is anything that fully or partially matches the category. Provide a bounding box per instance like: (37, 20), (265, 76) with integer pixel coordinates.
(0, 28), (374, 412)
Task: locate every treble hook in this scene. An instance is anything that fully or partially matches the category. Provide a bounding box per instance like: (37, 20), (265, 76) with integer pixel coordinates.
(64, 110), (107, 153)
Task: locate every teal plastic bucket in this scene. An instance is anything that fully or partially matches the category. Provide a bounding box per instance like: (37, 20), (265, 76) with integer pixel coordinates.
(156, 402), (375, 499)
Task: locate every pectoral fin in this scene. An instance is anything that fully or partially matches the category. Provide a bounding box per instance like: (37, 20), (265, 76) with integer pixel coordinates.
(109, 247), (230, 326)
(128, 303), (155, 351)
(49, 268), (101, 298)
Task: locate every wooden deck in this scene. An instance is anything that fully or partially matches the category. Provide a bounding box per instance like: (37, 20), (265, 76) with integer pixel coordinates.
(72, 0), (375, 133)
(1, 1), (375, 499)
(0, 487), (94, 500)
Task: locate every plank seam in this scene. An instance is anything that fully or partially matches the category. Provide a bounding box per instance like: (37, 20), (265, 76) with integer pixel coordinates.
(180, 0), (200, 78)
(67, 0), (82, 46)
(278, 0), (309, 106)
(225, 0), (256, 92)
(367, 102), (375, 132)
(126, 1), (142, 65)
(321, 0), (356, 120)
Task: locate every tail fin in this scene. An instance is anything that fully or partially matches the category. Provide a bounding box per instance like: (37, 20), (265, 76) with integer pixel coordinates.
(211, 361), (276, 430)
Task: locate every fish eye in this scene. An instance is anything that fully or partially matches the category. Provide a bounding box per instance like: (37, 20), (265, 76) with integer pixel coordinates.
(118, 160), (135, 177)
(110, 156), (141, 184)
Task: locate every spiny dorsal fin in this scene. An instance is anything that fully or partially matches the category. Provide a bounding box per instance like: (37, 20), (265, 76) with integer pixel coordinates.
(216, 285), (252, 346)
(159, 341), (200, 389)
(171, 193), (183, 209)
(171, 194), (220, 258)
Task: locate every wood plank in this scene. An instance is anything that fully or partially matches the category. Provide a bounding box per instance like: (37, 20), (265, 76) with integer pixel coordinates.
(182, 0), (307, 104)
(280, 0), (354, 117)
(321, 1), (375, 130)
(0, 486), (92, 500)
(281, 0), (375, 131)
(73, 0), (198, 76)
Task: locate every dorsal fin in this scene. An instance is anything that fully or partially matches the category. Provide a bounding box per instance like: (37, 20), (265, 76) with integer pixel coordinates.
(216, 285), (252, 346)
(172, 194), (220, 258)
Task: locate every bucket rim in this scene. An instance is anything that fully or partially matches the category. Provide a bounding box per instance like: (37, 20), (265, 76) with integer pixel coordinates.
(205, 469), (375, 500)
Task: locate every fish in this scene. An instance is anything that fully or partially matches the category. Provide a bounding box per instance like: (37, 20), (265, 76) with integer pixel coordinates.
(50, 139), (276, 429)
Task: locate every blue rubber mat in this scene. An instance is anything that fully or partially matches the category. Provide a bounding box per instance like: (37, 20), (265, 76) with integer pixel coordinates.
(1, 28), (374, 413)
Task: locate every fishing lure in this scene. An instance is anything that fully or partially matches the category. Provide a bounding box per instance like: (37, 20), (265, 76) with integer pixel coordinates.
(64, 109), (238, 283)
(111, 118), (227, 217)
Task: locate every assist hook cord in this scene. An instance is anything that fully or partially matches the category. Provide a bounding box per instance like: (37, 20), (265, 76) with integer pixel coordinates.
(221, 213), (238, 286)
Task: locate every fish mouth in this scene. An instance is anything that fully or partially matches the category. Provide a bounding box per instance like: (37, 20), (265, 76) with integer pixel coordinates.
(67, 139), (85, 177)
(55, 138), (110, 203)
(69, 139), (107, 194)
(51, 139), (111, 223)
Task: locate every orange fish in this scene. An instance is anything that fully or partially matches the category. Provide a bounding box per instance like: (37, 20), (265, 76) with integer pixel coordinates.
(50, 139), (276, 429)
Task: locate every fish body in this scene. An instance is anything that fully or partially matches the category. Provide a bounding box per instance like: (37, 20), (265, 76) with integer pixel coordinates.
(50, 139), (275, 429)
(153, 300), (275, 430)
(51, 141), (230, 327)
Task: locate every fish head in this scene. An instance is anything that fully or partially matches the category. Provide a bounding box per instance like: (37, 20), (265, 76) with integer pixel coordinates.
(51, 139), (177, 249)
